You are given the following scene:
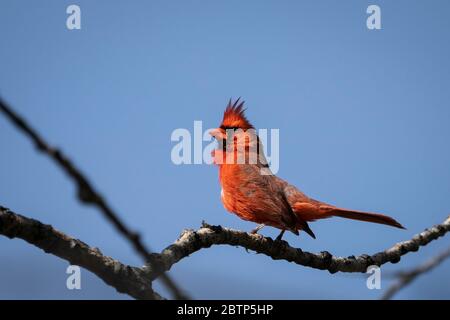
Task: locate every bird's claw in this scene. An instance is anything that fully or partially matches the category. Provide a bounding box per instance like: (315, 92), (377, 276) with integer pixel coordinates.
(250, 224), (265, 235)
(275, 230), (285, 242)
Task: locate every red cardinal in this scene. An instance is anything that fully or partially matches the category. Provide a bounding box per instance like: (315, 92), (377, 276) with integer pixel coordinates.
(209, 99), (405, 240)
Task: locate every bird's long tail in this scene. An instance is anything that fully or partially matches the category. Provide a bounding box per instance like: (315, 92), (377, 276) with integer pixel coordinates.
(292, 202), (405, 229)
(330, 208), (405, 229)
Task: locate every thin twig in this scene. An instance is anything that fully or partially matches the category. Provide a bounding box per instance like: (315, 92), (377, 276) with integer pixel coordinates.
(0, 97), (188, 299)
(380, 246), (450, 300)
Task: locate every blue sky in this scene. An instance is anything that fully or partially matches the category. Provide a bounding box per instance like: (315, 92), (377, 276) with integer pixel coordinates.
(0, 0), (449, 299)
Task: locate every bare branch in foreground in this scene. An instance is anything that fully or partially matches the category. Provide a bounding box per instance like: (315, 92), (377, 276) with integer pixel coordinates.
(152, 218), (450, 276)
(0, 97), (187, 299)
(380, 246), (450, 300)
(0, 206), (161, 300)
(1, 204), (449, 299)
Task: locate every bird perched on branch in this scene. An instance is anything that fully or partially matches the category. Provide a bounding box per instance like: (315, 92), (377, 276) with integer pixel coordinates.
(209, 98), (405, 241)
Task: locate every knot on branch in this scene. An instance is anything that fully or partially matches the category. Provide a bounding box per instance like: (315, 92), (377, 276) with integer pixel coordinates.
(201, 220), (223, 233)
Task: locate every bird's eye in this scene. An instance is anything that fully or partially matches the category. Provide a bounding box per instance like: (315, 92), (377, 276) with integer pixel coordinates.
(220, 125), (240, 131)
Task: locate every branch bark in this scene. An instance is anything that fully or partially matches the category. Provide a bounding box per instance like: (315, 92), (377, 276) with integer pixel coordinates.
(1, 204), (449, 299)
(381, 246), (450, 300)
(0, 97), (187, 299)
(153, 218), (450, 276)
(0, 206), (161, 300)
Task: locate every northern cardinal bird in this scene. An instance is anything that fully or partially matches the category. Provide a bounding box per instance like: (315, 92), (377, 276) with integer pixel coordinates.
(209, 99), (405, 240)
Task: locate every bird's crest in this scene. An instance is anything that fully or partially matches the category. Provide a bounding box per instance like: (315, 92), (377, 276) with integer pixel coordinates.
(221, 98), (254, 130)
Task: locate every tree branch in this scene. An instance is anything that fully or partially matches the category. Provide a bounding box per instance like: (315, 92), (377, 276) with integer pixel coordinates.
(0, 206), (161, 300)
(152, 217), (450, 276)
(0, 97), (187, 299)
(2, 202), (450, 299)
(380, 246), (450, 300)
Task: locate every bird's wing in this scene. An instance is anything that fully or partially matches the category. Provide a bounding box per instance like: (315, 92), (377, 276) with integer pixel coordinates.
(231, 165), (298, 230)
(275, 177), (313, 205)
(276, 177), (332, 222)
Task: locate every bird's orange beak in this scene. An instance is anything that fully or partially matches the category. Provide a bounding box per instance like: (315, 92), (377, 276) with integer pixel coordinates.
(209, 128), (226, 140)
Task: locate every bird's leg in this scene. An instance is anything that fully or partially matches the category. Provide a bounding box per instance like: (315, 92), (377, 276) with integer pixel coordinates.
(250, 224), (265, 234)
(275, 229), (285, 241)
